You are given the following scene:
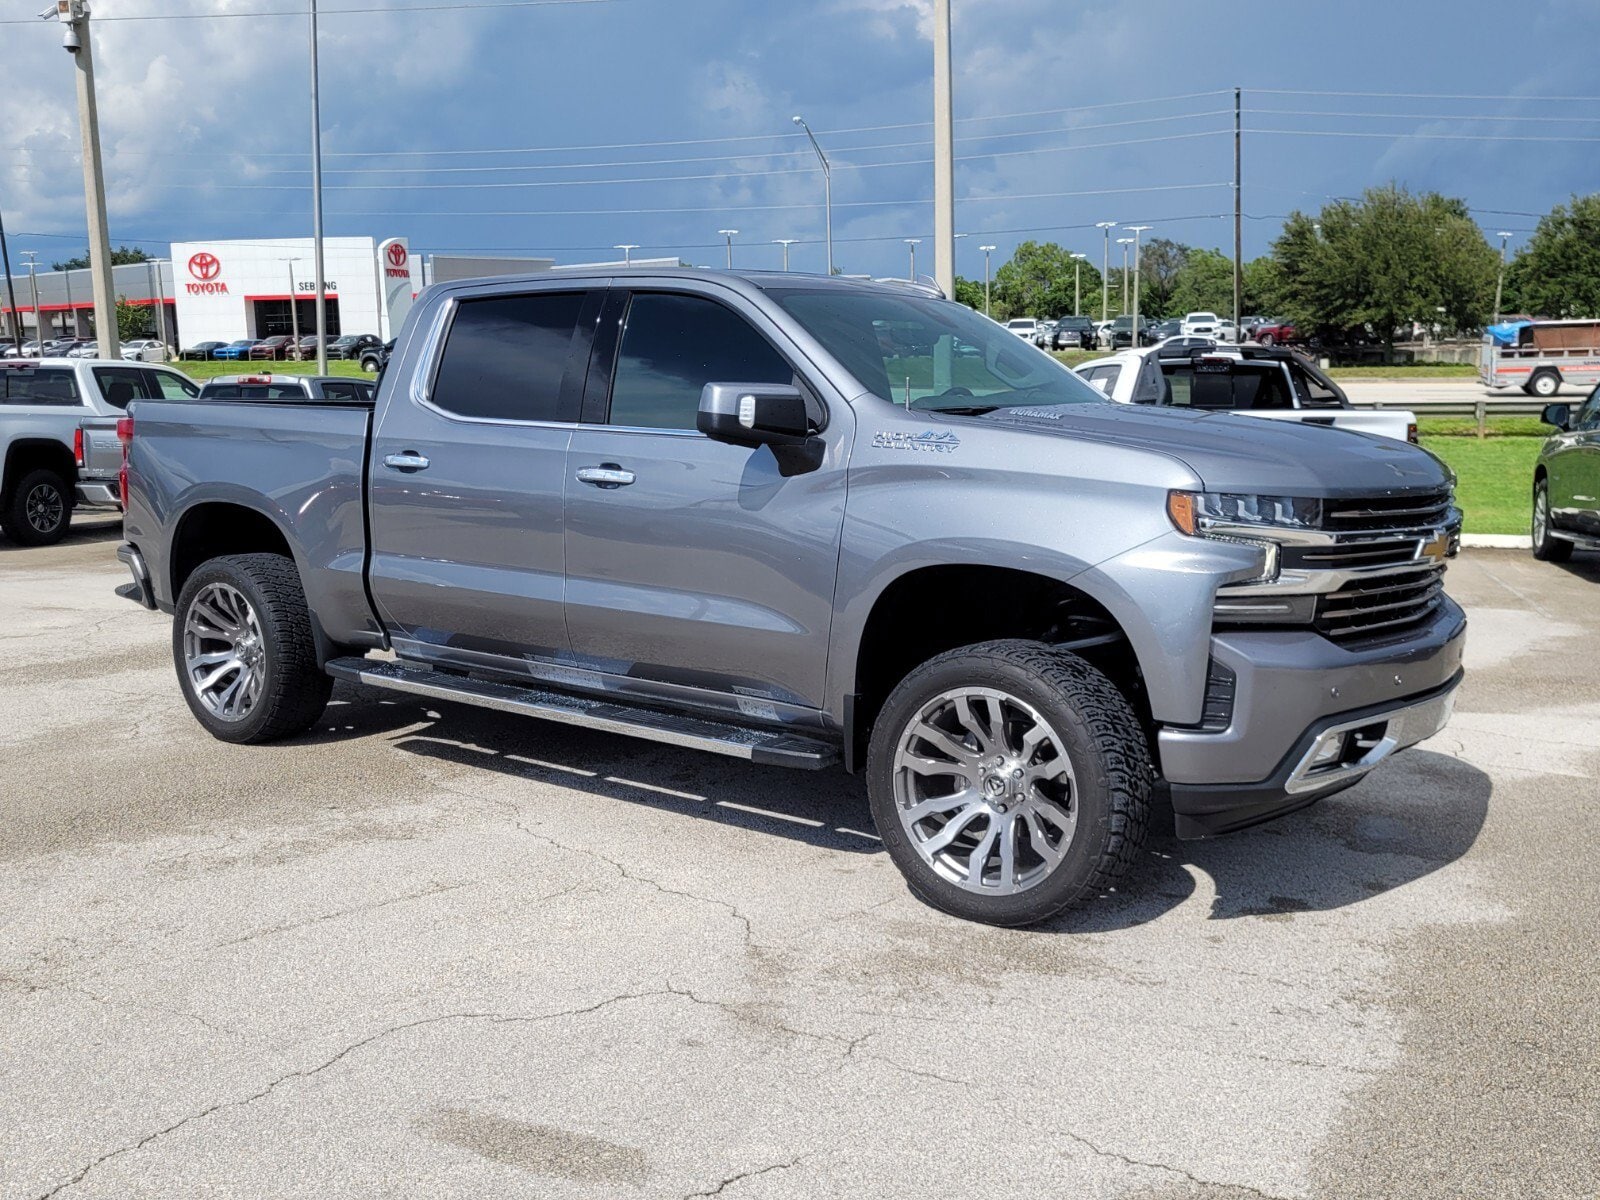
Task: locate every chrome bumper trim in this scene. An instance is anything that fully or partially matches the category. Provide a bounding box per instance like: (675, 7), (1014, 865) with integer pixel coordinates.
(1284, 683), (1458, 795)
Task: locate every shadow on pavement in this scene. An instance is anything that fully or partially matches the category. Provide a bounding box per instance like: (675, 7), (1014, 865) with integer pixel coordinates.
(1553, 552), (1600, 584)
(0, 518), (124, 553)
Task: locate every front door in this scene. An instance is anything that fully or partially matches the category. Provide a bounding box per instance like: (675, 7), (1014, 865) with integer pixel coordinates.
(1567, 387), (1600, 533)
(367, 285), (599, 672)
(562, 285), (851, 719)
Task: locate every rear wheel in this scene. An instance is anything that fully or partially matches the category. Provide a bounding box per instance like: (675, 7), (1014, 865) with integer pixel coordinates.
(2, 468), (71, 546)
(866, 639), (1151, 926)
(173, 553), (333, 743)
(1526, 370), (1561, 398)
(1532, 478), (1573, 562)
(1258, 332), (1276, 346)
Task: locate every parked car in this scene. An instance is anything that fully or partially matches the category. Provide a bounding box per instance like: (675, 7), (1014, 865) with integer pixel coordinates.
(117, 269), (1464, 927)
(248, 336), (297, 361)
(212, 339), (261, 361)
(181, 341), (227, 361)
(359, 339), (395, 374)
(1180, 312), (1222, 339)
(328, 333), (382, 360)
(1253, 318), (1298, 347)
(121, 339), (170, 363)
(1107, 316), (1157, 350)
(64, 341), (99, 359)
(1050, 316), (1097, 351)
(196, 374), (376, 403)
(1239, 316), (1267, 340)
(1032, 320), (1057, 349)
(1004, 318), (1040, 342)
(1073, 344), (1419, 443)
(1154, 318), (1182, 341)
(0, 357), (199, 544)
(1531, 387), (1600, 560)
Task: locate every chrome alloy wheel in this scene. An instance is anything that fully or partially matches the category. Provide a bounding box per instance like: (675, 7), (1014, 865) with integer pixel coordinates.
(892, 687), (1079, 896)
(1533, 484), (1549, 547)
(24, 482), (65, 535)
(182, 582), (266, 721)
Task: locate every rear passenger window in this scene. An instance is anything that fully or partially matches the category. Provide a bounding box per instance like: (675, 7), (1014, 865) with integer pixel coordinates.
(432, 291), (585, 422)
(607, 293), (792, 430)
(93, 367), (158, 410)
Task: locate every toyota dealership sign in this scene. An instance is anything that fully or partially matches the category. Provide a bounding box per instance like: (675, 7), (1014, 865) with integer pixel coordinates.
(186, 252), (228, 294)
(376, 237), (414, 334)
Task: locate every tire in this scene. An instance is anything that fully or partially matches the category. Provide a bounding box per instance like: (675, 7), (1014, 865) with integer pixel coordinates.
(1526, 370), (1560, 398)
(866, 639), (1152, 926)
(1531, 478), (1573, 562)
(2, 468), (72, 546)
(1258, 332), (1276, 346)
(173, 553), (333, 744)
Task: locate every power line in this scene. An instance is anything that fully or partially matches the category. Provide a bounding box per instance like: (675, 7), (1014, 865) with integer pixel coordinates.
(1250, 88), (1600, 103)
(1253, 107), (1600, 125)
(1248, 127), (1600, 145)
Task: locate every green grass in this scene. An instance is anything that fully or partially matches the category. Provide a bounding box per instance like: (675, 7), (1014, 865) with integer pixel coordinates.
(1325, 363), (1478, 380)
(1417, 415), (1551, 439)
(1420, 435), (1540, 535)
(173, 359), (372, 380)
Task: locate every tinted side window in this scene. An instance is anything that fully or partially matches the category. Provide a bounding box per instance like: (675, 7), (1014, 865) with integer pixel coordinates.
(433, 291), (585, 422)
(1, 368), (82, 405)
(94, 367), (159, 410)
(608, 293), (791, 430)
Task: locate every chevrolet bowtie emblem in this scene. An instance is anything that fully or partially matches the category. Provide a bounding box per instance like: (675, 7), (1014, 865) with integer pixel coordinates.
(1418, 531), (1451, 562)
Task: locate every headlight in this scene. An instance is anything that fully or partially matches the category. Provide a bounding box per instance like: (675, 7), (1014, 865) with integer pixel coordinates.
(1167, 491), (1322, 536)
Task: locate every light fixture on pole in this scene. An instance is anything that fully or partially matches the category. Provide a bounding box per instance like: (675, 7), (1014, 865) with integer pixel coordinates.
(1069, 252), (1086, 317)
(773, 239), (798, 271)
(1095, 221), (1117, 321)
(1116, 238), (1134, 315)
(904, 238), (921, 281)
(1126, 225), (1150, 341)
(613, 244), (639, 265)
(1493, 231), (1514, 324)
(979, 244), (996, 316)
(792, 116), (833, 275)
(718, 229), (739, 269)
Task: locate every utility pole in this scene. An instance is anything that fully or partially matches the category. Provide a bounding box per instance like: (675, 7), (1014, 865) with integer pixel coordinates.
(44, 0), (117, 358)
(773, 239), (797, 271)
(1127, 225), (1149, 342)
(1233, 87), (1243, 336)
(308, 0), (329, 373)
(904, 238), (921, 281)
(718, 229), (738, 269)
(931, 0), (955, 300)
(1117, 238), (1133, 314)
(792, 116), (833, 275)
(1493, 231), (1513, 324)
(979, 244), (995, 316)
(284, 260), (302, 349)
(1096, 222), (1116, 321)
(0, 199), (21, 349)
(1070, 253), (1086, 316)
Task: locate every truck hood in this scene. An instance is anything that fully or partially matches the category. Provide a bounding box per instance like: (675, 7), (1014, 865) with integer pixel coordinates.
(976, 402), (1448, 497)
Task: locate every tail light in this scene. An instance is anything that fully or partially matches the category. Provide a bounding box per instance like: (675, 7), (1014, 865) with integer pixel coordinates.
(1407, 422), (1419, 445)
(116, 416), (134, 511)
(73, 426), (85, 468)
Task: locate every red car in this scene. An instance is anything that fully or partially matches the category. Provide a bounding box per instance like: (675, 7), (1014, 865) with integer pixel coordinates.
(1252, 319), (1298, 347)
(249, 336), (296, 361)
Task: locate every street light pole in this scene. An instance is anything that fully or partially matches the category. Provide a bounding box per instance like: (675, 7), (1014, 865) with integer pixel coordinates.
(792, 116), (833, 276)
(1117, 238), (1133, 314)
(1126, 225), (1150, 341)
(718, 229), (739, 269)
(931, 0), (955, 300)
(1069, 252), (1086, 317)
(23, 252), (41, 346)
(283, 259), (302, 350)
(1493, 231), (1514, 324)
(149, 258), (168, 350)
(0, 199), (20, 349)
(904, 238), (921, 281)
(308, 0), (328, 374)
(1095, 222), (1116, 321)
(979, 244), (995, 316)
(614, 244), (638, 265)
(773, 239), (797, 271)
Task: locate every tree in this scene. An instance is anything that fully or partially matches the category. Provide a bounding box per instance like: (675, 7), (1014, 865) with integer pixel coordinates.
(1136, 238), (1189, 318)
(1169, 248), (1235, 317)
(1270, 184), (1497, 351)
(991, 241), (1103, 321)
(952, 275), (986, 312)
(1501, 194), (1600, 319)
(51, 245), (151, 272)
(115, 295), (149, 342)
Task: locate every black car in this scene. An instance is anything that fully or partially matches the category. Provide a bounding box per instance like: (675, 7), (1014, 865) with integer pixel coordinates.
(358, 339), (395, 373)
(327, 334), (382, 361)
(1050, 316), (1097, 351)
(180, 341), (226, 361)
(1155, 319), (1183, 341)
(1108, 316), (1159, 350)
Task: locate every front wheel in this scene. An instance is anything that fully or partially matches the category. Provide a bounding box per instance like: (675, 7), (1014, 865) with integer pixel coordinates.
(866, 639), (1151, 926)
(173, 553), (333, 743)
(1532, 479), (1573, 562)
(2, 468), (71, 546)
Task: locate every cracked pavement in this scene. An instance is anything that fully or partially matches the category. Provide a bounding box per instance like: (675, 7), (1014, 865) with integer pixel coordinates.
(1, 519), (1597, 1199)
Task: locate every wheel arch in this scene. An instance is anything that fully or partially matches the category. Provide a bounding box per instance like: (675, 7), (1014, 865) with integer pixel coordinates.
(3, 437), (77, 501)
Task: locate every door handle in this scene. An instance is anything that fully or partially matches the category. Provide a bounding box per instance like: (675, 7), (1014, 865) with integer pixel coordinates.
(384, 451), (430, 472)
(575, 465), (635, 489)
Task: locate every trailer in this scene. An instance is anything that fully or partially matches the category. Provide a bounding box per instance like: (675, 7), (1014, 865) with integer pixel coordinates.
(1480, 319), (1600, 396)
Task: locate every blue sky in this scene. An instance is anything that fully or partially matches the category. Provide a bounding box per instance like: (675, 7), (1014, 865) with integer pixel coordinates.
(3, 0), (1598, 278)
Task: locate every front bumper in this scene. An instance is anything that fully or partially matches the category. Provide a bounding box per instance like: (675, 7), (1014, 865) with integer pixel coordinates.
(1159, 598), (1466, 838)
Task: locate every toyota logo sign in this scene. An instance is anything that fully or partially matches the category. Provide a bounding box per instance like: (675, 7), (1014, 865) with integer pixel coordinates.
(188, 252), (220, 281)
(386, 243), (408, 268)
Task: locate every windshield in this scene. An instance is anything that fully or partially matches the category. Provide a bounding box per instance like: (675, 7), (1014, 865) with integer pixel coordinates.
(770, 288), (1108, 413)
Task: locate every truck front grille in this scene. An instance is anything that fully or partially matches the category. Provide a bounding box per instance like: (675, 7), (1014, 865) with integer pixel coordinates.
(1314, 564), (1446, 641)
(1321, 489), (1453, 532)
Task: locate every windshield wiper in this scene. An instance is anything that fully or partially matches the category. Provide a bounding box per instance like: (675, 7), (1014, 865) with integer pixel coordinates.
(928, 404), (1001, 416)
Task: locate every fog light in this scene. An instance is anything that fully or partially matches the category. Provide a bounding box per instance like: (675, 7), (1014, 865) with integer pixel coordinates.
(1307, 731), (1346, 770)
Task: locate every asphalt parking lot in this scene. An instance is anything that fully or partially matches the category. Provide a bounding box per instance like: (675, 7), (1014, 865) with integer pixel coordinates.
(2, 517), (1597, 1199)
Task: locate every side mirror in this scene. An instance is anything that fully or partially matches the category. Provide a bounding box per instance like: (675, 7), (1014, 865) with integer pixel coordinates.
(1541, 402), (1572, 431)
(698, 382), (812, 448)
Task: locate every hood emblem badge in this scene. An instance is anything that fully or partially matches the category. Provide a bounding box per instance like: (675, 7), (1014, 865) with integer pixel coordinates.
(872, 430), (961, 454)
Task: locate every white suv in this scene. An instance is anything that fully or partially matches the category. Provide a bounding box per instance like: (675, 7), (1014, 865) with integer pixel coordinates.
(1005, 318), (1039, 340)
(1180, 311), (1221, 338)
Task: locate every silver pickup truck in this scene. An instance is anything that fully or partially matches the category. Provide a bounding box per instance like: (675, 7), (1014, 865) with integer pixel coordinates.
(1, 357), (199, 544)
(117, 270), (1466, 925)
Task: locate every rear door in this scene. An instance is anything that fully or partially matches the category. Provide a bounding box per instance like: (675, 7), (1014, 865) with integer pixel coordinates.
(366, 285), (600, 672)
(561, 284), (849, 717)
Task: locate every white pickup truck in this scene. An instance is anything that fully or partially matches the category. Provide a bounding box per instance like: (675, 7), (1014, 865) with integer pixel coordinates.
(0, 357), (199, 544)
(1075, 344), (1419, 444)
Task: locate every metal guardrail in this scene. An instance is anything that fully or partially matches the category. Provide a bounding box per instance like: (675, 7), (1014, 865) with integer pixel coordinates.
(1352, 399), (1547, 417)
